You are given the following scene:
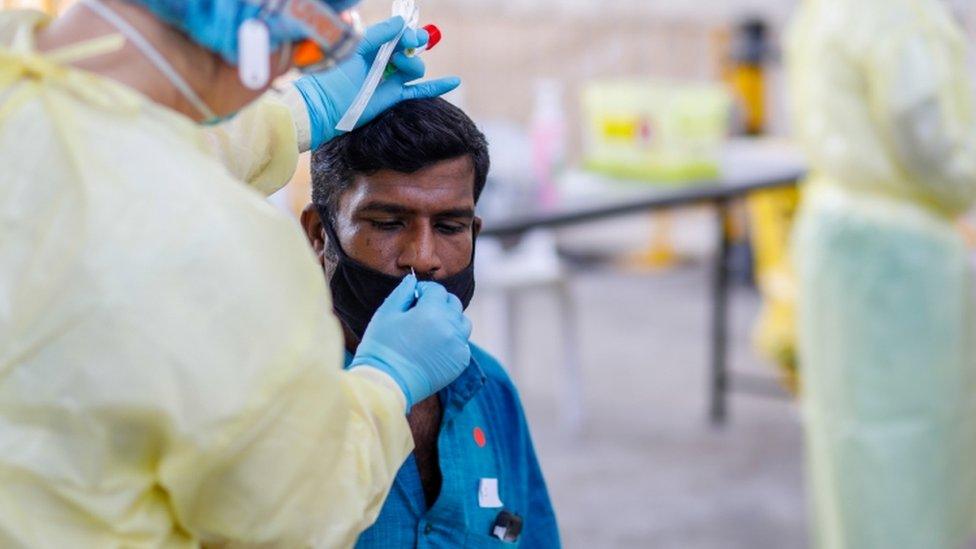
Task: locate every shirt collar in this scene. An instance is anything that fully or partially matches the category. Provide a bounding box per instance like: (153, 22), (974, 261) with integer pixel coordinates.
(344, 347), (487, 416)
(442, 354), (487, 418)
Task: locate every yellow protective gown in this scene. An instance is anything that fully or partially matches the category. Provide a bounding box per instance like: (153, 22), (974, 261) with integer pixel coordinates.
(788, 0), (976, 547)
(0, 10), (412, 548)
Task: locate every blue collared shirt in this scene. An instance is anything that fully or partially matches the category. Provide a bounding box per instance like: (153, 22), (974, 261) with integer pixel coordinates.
(344, 344), (560, 548)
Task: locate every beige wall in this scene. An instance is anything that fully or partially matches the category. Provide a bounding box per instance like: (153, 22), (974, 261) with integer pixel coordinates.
(355, 0), (976, 144)
(360, 3), (726, 128)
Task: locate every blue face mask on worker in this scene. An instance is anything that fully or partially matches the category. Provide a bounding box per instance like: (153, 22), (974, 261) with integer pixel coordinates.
(317, 207), (476, 341)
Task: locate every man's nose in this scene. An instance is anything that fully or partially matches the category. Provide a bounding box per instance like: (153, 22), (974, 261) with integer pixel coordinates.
(399, 225), (442, 277)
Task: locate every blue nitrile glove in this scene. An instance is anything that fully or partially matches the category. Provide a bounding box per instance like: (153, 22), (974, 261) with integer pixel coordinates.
(293, 16), (461, 150)
(351, 275), (473, 411)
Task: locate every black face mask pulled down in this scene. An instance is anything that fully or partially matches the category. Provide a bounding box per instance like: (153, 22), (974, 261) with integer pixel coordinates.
(318, 209), (476, 341)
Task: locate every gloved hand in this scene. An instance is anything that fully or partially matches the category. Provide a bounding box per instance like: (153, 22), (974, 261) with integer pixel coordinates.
(293, 15), (461, 150)
(351, 274), (473, 411)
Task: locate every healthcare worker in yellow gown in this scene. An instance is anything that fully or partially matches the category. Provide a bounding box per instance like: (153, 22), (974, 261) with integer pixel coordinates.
(789, 0), (976, 546)
(0, 0), (471, 547)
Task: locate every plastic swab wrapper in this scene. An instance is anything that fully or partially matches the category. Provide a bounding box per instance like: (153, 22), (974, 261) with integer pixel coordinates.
(336, 0), (419, 132)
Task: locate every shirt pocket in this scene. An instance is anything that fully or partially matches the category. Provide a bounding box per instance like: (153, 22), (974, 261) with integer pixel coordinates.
(464, 531), (520, 548)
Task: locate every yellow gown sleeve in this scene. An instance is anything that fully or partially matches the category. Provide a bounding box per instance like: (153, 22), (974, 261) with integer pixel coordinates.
(867, 15), (976, 214)
(161, 365), (412, 548)
(203, 93), (301, 198)
(145, 195), (413, 547)
(152, 206), (413, 548)
(0, 104), (413, 547)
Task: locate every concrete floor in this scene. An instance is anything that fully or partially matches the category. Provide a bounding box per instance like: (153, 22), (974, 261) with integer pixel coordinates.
(469, 264), (809, 548)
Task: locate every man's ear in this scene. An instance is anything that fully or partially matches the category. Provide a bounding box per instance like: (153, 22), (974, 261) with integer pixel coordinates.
(473, 216), (483, 240)
(300, 204), (327, 268)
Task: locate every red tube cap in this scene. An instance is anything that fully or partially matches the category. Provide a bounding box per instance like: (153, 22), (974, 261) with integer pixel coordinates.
(423, 24), (442, 50)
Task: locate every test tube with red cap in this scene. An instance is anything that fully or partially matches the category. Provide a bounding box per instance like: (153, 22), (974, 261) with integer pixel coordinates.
(384, 24), (442, 77)
(409, 24), (442, 56)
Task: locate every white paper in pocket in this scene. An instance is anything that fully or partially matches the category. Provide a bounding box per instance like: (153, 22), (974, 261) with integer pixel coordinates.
(478, 478), (504, 508)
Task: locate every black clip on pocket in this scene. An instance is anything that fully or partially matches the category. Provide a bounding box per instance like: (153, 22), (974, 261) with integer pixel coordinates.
(491, 510), (523, 542)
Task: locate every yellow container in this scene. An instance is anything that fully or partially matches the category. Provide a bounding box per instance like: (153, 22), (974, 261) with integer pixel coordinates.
(582, 80), (732, 183)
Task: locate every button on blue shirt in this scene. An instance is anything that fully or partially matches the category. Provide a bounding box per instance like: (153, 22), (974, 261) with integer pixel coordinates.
(345, 344), (560, 548)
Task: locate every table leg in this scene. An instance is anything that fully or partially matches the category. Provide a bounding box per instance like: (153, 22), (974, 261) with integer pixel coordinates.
(556, 279), (584, 434)
(710, 200), (732, 426)
(502, 289), (520, 378)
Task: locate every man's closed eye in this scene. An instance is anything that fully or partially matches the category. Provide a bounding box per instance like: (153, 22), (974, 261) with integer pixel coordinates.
(436, 222), (469, 235)
(370, 220), (405, 231)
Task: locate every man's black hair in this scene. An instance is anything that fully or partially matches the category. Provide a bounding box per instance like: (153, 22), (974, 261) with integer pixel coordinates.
(311, 97), (490, 225)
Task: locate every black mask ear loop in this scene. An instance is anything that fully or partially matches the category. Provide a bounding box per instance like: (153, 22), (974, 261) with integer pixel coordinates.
(316, 205), (354, 264)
